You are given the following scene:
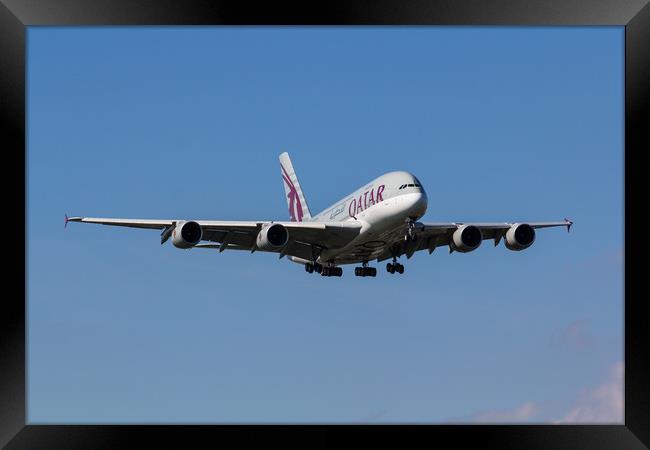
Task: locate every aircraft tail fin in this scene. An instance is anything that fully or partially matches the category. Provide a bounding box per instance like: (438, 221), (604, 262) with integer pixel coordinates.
(279, 152), (312, 222)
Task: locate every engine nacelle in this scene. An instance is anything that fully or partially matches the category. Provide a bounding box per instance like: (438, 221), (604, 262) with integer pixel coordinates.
(256, 223), (289, 251)
(172, 220), (202, 249)
(452, 224), (482, 253)
(505, 223), (536, 251)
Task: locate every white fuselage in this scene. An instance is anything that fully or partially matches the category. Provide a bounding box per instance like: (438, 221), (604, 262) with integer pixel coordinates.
(297, 171), (428, 265)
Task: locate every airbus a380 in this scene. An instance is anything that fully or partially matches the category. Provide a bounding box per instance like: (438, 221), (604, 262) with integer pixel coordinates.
(66, 152), (573, 277)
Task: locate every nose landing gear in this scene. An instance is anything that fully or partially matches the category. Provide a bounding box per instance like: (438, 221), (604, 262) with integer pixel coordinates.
(386, 263), (404, 274)
(386, 257), (404, 274)
(404, 219), (417, 242)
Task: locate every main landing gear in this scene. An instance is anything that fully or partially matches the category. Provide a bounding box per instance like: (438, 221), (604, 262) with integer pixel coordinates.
(355, 262), (377, 277)
(386, 257), (404, 274)
(305, 262), (322, 274)
(322, 266), (342, 277)
(306, 262), (341, 277)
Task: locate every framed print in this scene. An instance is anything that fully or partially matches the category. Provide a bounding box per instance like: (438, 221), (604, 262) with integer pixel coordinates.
(2, 0), (648, 447)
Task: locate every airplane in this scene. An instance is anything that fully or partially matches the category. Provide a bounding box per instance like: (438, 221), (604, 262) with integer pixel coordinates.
(66, 152), (573, 277)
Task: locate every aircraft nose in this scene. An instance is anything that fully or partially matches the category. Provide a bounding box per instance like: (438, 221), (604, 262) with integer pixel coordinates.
(406, 191), (428, 218)
(416, 191), (428, 215)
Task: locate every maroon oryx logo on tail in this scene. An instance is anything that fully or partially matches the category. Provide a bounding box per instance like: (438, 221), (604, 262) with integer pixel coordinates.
(281, 164), (304, 222)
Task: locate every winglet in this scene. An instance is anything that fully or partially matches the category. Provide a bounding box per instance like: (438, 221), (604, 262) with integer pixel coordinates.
(64, 213), (69, 229)
(564, 218), (573, 233)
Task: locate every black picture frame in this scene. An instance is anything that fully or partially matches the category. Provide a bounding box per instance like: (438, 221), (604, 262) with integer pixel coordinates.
(3, 0), (648, 447)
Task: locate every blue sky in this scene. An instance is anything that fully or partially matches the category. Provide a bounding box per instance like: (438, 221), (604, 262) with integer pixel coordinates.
(27, 27), (623, 423)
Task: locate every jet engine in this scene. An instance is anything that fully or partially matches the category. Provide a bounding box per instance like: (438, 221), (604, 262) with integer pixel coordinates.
(452, 224), (482, 253)
(172, 220), (202, 249)
(257, 223), (289, 251)
(505, 223), (536, 251)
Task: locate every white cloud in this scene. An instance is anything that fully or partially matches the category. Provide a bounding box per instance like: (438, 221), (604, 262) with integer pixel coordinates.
(557, 361), (623, 423)
(445, 362), (623, 424)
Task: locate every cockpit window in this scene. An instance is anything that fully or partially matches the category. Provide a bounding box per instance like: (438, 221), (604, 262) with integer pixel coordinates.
(399, 183), (422, 189)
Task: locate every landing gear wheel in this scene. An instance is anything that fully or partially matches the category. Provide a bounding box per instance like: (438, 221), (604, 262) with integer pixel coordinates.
(360, 267), (376, 277)
(305, 263), (314, 273)
(355, 266), (376, 277)
(322, 266), (342, 277)
(314, 263), (323, 274)
(386, 263), (395, 274)
(396, 263), (404, 274)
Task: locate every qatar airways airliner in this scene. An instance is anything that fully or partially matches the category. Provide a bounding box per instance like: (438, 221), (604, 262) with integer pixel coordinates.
(66, 152), (573, 277)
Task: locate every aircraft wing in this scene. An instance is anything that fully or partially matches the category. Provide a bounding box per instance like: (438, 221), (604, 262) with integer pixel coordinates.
(65, 216), (362, 261)
(377, 219), (573, 261)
